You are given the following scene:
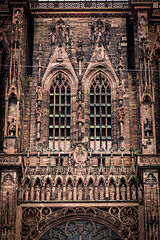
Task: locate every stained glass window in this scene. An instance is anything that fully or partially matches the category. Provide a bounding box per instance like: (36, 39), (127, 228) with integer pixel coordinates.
(40, 220), (122, 240)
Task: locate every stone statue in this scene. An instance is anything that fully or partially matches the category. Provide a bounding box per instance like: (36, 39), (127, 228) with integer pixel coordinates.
(36, 106), (42, 123)
(120, 184), (126, 200)
(57, 184), (62, 200)
(97, 46), (105, 62)
(77, 106), (82, 122)
(117, 85), (125, 102)
(24, 184), (30, 201)
(110, 184), (115, 200)
(67, 184), (73, 200)
(88, 184), (94, 200)
(131, 185), (136, 200)
(99, 184), (105, 200)
(35, 184), (41, 201)
(144, 118), (152, 137)
(8, 118), (16, 136)
(36, 86), (43, 102)
(46, 184), (51, 200)
(78, 184), (83, 200)
(118, 105), (125, 122)
(138, 184), (143, 203)
(36, 106), (42, 139)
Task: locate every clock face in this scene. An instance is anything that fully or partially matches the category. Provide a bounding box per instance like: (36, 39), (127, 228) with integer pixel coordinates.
(73, 144), (88, 166)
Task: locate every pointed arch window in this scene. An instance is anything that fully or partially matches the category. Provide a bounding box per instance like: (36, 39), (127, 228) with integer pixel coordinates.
(49, 73), (71, 146)
(90, 73), (111, 149)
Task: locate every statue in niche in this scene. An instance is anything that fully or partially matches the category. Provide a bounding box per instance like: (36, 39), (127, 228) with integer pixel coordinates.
(99, 184), (105, 200)
(57, 45), (64, 62)
(77, 106), (83, 122)
(36, 86), (43, 102)
(138, 184), (143, 203)
(88, 184), (94, 200)
(78, 184), (83, 200)
(144, 118), (153, 137)
(118, 105), (125, 122)
(36, 106), (42, 123)
(131, 185), (136, 200)
(35, 184), (41, 201)
(57, 184), (62, 200)
(109, 184), (116, 200)
(14, 9), (22, 24)
(120, 184), (126, 200)
(49, 30), (56, 45)
(46, 184), (51, 200)
(24, 184), (30, 201)
(36, 106), (42, 139)
(96, 46), (105, 62)
(117, 85), (125, 102)
(8, 118), (16, 136)
(139, 16), (147, 39)
(67, 184), (73, 200)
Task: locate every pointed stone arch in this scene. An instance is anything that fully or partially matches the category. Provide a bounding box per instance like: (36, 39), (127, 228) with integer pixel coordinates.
(24, 207), (136, 240)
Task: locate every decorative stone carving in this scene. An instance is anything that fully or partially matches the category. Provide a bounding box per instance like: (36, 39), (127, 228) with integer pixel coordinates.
(35, 184), (41, 201)
(96, 45), (105, 62)
(56, 184), (62, 200)
(36, 106), (42, 139)
(56, 45), (64, 62)
(36, 86), (43, 102)
(88, 184), (94, 200)
(73, 143), (88, 166)
(99, 184), (105, 200)
(67, 184), (73, 200)
(118, 105), (125, 122)
(77, 184), (83, 200)
(144, 118), (153, 137)
(7, 118), (16, 136)
(131, 185), (136, 200)
(120, 184), (126, 200)
(3, 173), (14, 183)
(145, 173), (157, 186)
(46, 184), (51, 200)
(109, 184), (116, 200)
(117, 85), (125, 103)
(24, 184), (30, 200)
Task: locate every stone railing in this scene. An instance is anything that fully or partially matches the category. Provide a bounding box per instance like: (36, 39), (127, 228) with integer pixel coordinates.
(30, 1), (129, 9)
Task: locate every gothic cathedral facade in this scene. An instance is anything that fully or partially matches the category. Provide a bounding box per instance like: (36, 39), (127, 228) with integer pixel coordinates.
(0, 0), (160, 239)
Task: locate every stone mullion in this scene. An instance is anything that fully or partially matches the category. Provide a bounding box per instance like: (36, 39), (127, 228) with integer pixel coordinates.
(63, 186), (67, 200)
(30, 184), (34, 201)
(64, 86), (67, 151)
(127, 185), (130, 200)
(59, 86), (61, 150)
(99, 86), (102, 148)
(105, 184), (109, 199)
(73, 185), (77, 201)
(94, 86), (96, 151)
(105, 87), (108, 143)
(116, 183), (119, 200)
(52, 186), (55, 200)
(95, 186), (98, 200)
(53, 85), (55, 149)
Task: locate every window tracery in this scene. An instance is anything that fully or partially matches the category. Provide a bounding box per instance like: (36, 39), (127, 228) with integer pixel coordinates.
(49, 72), (71, 151)
(90, 72), (111, 150)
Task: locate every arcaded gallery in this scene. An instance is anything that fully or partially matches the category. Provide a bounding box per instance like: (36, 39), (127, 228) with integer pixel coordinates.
(0, 0), (160, 239)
